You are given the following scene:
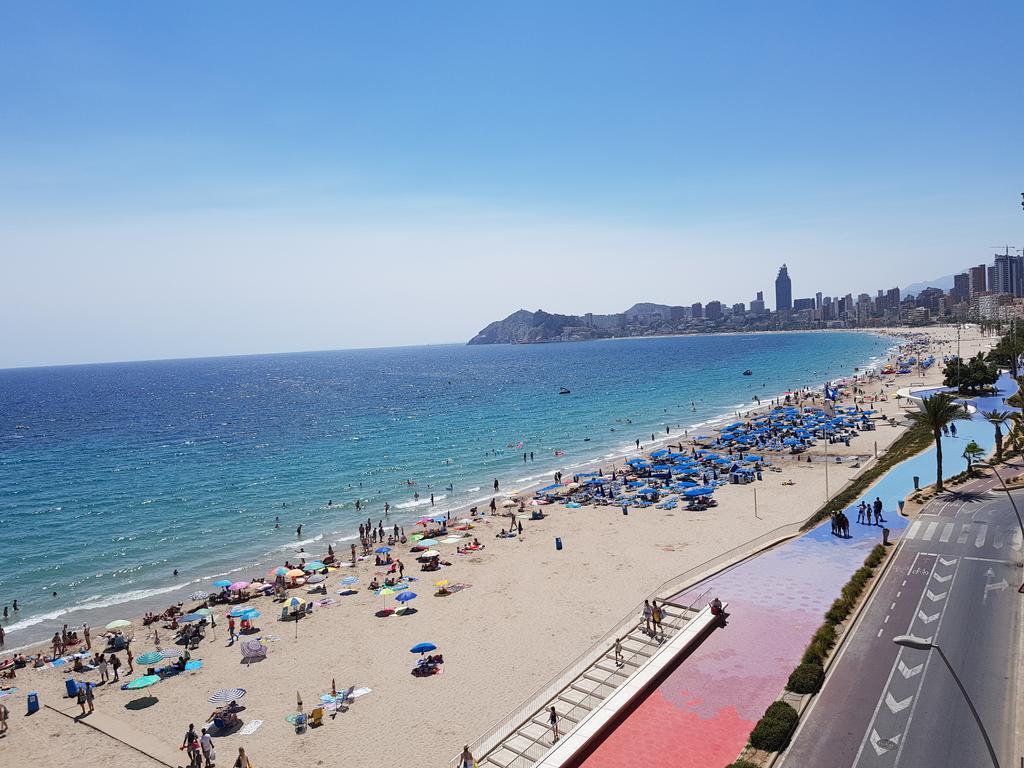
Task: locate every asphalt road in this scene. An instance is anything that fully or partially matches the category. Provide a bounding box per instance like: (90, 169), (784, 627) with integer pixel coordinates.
(781, 476), (1024, 768)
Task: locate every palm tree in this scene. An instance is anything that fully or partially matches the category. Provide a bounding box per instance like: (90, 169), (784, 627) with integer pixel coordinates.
(963, 440), (985, 474)
(909, 393), (969, 493)
(981, 409), (1011, 462)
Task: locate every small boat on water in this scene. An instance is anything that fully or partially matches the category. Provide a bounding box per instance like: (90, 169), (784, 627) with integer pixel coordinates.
(742, 370), (753, 376)
(559, 387), (571, 395)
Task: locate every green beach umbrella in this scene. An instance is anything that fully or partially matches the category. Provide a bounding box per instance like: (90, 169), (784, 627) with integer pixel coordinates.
(126, 674), (160, 690)
(106, 620), (132, 630)
(135, 652), (163, 665)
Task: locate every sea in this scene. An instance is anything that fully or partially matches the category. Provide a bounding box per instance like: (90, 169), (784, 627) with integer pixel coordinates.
(0, 331), (895, 648)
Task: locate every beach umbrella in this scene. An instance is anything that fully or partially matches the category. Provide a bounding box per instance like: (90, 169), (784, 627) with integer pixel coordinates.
(285, 569), (305, 580)
(287, 596), (306, 610)
(409, 533), (423, 542)
(135, 651), (163, 665)
(190, 590), (210, 601)
(458, 518), (473, 524)
(106, 619), (132, 631)
(267, 566), (289, 579)
(178, 613), (205, 624)
(378, 587), (395, 613)
(302, 561), (325, 572)
(305, 574), (326, 584)
(195, 608), (213, 618)
(501, 499), (516, 508)
(418, 538), (438, 547)
(229, 581), (250, 592)
(229, 607), (259, 619)
(125, 675), (160, 690)
(420, 549), (440, 558)
(434, 579), (449, 588)
(213, 580), (232, 589)
(209, 688), (247, 705)
(340, 576), (358, 586)
(395, 591), (417, 606)
(374, 546), (391, 554)
(160, 648), (182, 659)
(241, 639), (267, 660)
(410, 642), (436, 655)
(683, 487), (715, 498)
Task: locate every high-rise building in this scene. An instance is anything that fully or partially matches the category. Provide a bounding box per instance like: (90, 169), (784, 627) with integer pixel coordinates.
(775, 264), (793, 311)
(993, 251), (1024, 297)
(815, 292), (823, 310)
(691, 302), (704, 319)
(988, 265), (998, 294)
(705, 300), (723, 320)
(951, 273), (970, 303)
(732, 302), (745, 315)
(969, 264), (987, 295)
(793, 298), (815, 311)
(749, 291), (765, 315)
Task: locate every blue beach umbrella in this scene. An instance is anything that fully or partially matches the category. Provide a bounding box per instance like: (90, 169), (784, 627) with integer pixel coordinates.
(303, 561), (326, 572)
(683, 487), (715, 498)
(340, 576), (358, 586)
(395, 592), (417, 603)
(418, 538), (438, 547)
(375, 546), (391, 554)
(135, 651), (163, 665)
(213, 579), (232, 588)
(409, 642), (436, 654)
(178, 612), (205, 623)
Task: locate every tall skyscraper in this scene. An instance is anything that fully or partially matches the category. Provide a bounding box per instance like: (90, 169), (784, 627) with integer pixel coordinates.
(775, 264), (792, 311)
(951, 273), (969, 303)
(993, 250), (1024, 297)
(968, 264), (987, 295)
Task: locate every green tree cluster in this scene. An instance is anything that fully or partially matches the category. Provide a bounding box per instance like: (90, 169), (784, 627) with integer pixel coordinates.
(943, 353), (999, 394)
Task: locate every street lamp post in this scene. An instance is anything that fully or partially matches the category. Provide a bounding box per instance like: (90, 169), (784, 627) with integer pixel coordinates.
(892, 635), (1001, 768)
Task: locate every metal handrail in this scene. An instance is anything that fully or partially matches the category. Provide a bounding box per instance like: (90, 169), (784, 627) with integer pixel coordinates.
(452, 521), (806, 767)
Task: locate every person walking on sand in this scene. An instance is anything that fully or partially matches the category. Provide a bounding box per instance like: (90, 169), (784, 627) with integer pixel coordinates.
(459, 745), (475, 768)
(614, 637), (624, 667)
(234, 746), (254, 768)
(111, 653), (121, 682)
(97, 653), (109, 684)
(126, 645), (134, 674)
(0, 700), (8, 736)
(84, 680), (95, 714)
(200, 727), (215, 768)
(549, 705), (560, 743)
(83, 623), (91, 650)
(76, 684), (88, 716)
(183, 723), (199, 766)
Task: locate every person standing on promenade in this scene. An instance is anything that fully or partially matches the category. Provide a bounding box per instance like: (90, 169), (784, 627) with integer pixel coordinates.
(652, 601), (664, 637)
(614, 637), (623, 667)
(549, 706), (559, 743)
(459, 745), (475, 768)
(874, 497), (884, 524)
(642, 600), (653, 635)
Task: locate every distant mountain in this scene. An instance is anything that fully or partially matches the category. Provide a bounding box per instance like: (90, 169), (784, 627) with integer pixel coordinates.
(902, 273), (956, 297)
(468, 305), (697, 344)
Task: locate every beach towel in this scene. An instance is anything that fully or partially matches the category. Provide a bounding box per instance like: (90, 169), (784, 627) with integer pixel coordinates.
(238, 719), (262, 736)
(0, 688), (18, 698)
(349, 687), (373, 699)
(185, 660), (203, 671)
(447, 583), (472, 594)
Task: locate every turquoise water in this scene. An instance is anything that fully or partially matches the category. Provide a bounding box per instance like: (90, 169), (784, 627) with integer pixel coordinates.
(0, 332), (893, 647)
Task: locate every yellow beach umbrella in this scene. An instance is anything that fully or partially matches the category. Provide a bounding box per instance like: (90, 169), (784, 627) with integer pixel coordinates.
(434, 579), (449, 588)
(379, 587), (395, 613)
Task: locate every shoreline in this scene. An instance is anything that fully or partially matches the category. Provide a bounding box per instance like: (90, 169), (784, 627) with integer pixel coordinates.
(2, 330), (902, 650)
(0, 325), (994, 768)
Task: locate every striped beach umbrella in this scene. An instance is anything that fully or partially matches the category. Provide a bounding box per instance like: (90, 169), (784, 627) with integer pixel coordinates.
(208, 688), (247, 704)
(135, 652), (163, 665)
(190, 591), (210, 601)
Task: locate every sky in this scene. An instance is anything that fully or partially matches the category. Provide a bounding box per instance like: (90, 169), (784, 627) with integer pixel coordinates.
(2, 1), (1022, 368)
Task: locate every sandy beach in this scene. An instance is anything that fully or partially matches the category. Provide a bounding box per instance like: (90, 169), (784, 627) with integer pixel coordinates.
(0, 325), (997, 768)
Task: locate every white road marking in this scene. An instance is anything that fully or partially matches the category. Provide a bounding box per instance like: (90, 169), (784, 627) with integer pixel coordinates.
(939, 523), (954, 543)
(924, 590), (947, 602)
(885, 692), (913, 714)
(923, 521), (938, 541)
(917, 610), (939, 624)
(938, 557), (958, 566)
(956, 524), (972, 545)
(897, 660), (923, 679)
(975, 524), (988, 548)
(906, 520), (922, 539)
(870, 729), (901, 756)
(932, 572), (952, 583)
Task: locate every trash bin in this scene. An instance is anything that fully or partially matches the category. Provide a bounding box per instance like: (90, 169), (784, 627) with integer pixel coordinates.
(555, 537), (563, 551)
(27, 691), (39, 715)
(65, 678), (79, 698)
(882, 527), (891, 546)
(913, 476), (920, 490)
(621, 505), (628, 516)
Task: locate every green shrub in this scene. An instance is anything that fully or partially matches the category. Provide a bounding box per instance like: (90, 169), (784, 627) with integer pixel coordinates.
(749, 701), (799, 752)
(786, 662), (825, 694)
(825, 596), (852, 625)
(864, 545), (885, 568)
(725, 761), (759, 768)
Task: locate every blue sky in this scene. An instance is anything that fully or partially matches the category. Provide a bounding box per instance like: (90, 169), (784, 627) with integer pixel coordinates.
(2, 1), (1022, 367)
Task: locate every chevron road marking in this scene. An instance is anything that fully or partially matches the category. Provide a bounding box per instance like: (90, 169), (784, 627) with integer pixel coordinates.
(924, 590), (947, 602)
(932, 572), (952, 583)
(897, 659), (923, 679)
(870, 729), (901, 757)
(917, 610), (940, 624)
(885, 692), (913, 714)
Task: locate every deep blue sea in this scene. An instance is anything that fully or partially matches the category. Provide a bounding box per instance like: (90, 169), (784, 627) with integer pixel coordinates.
(0, 332), (893, 647)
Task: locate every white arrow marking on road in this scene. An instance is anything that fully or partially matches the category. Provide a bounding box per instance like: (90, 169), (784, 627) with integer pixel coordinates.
(870, 729), (901, 756)
(898, 659), (923, 679)
(885, 692), (913, 713)
(925, 590), (947, 602)
(985, 579), (1009, 595)
(918, 610), (939, 624)
(938, 557), (958, 566)
(933, 572), (952, 583)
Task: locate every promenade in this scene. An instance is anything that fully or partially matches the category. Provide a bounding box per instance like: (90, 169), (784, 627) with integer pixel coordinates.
(576, 375), (1015, 768)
